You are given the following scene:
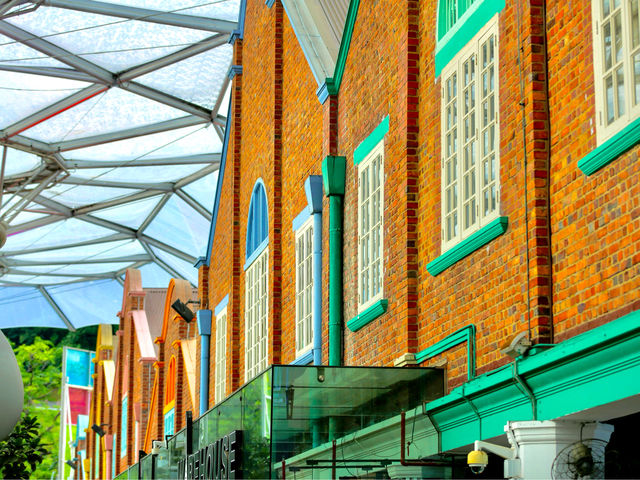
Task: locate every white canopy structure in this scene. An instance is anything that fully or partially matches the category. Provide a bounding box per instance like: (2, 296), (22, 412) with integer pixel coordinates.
(0, 0), (239, 329)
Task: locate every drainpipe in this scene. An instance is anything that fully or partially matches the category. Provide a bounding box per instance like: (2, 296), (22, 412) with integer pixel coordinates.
(322, 156), (346, 366)
(196, 310), (212, 416)
(305, 176), (324, 365)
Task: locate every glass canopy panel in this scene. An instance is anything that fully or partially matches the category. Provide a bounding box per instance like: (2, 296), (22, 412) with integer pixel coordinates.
(23, 88), (184, 143)
(46, 279), (123, 328)
(39, 184), (141, 208)
(91, 195), (162, 230)
(2, 218), (118, 252)
(22, 275), (86, 285)
(0, 72), (89, 128)
(7, 7), (212, 72)
(62, 124), (222, 161)
(136, 46), (232, 109)
(70, 164), (207, 182)
(8, 209), (49, 226)
(16, 262), (133, 275)
(0, 274), (42, 284)
(107, 0), (241, 22)
(138, 262), (172, 288)
(143, 195), (209, 256)
(182, 171), (218, 212)
(0, 33), (70, 67)
(0, 286), (67, 328)
(150, 247), (197, 285)
(3, 147), (42, 177)
(8, 239), (140, 262)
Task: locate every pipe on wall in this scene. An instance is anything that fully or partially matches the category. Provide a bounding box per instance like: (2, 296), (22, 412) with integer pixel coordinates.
(322, 156), (346, 367)
(305, 176), (324, 365)
(196, 310), (212, 416)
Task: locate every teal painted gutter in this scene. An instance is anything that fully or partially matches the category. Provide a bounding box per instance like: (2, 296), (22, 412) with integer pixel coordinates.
(322, 156), (346, 366)
(416, 324), (476, 381)
(196, 310), (212, 416)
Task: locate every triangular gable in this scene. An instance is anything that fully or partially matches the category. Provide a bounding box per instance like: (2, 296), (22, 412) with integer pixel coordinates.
(102, 360), (115, 402)
(158, 279), (193, 343)
(281, 0), (350, 85)
(180, 338), (198, 406)
(143, 366), (159, 452)
(132, 310), (157, 362)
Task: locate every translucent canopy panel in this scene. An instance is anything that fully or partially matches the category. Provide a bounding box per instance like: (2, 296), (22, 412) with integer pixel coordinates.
(143, 195), (209, 257)
(0, 72), (89, 128)
(62, 124), (222, 161)
(0, 0), (238, 329)
(24, 88), (184, 142)
(183, 171), (218, 212)
(137, 46), (233, 109)
(3, 147), (41, 177)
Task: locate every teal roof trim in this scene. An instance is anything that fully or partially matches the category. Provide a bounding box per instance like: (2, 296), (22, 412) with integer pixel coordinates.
(578, 115), (640, 175)
(347, 299), (388, 332)
(353, 116), (389, 165)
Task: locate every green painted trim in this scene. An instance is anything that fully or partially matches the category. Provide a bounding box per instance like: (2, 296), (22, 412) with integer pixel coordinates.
(425, 309), (640, 452)
(434, 0), (505, 77)
(353, 116), (390, 165)
(578, 116), (640, 175)
(347, 299), (388, 332)
(329, 0), (360, 95)
(322, 156), (346, 196)
(427, 217), (508, 276)
(416, 324), (476, 380)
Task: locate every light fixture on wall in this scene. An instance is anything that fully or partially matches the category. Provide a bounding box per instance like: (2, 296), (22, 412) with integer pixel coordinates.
(171, 299), (195, 323)
(66, 458), (78, 470)
(91, 423), (109, 437)
(500, 331), (532, 358)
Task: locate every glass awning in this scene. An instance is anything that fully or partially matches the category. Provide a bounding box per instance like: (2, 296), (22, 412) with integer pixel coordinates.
(0, 0), (239, 330)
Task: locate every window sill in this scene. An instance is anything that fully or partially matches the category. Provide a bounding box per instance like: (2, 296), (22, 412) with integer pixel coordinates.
(347, 299), (388, 332)
(578, 116), (640, 175)
(290, 350), (313, 365)
(427, 216), (508, 276)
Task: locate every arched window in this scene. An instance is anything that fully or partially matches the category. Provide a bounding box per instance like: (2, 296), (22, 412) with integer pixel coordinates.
(245, 180), (269, 380)
(246, 180), (268, 262)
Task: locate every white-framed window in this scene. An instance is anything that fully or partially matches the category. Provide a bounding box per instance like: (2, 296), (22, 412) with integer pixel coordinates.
(592, 0), (640, 144)
(358, 140), (384, 312)
(441, 17), (499, 251)
(295, 217), (313, 357)
(214, 305), (227, 404)
(245, 248), (268, 380)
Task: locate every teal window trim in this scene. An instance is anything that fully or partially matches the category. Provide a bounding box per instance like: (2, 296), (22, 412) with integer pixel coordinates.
(120, 395), (127, 457)
(578, 115), (640, 175)
(246, 179), (268, 262)
(416, 324), (476, 380)
(317, 0), (360, 103)
(244, 237), (268, 271)
(290, 350), (313, 365)
(354, 116), (390, 165)
(435, 0), (505, 77)
(427, 216), (508, 276)
(347, 299), (388, 332)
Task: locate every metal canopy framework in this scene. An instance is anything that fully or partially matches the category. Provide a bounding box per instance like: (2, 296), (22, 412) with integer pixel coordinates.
(0, 0), (239, 330)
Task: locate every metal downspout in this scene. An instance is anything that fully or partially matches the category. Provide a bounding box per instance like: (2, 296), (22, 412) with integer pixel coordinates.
(196, 310), (212, 416)
(322, 156), (346, 366)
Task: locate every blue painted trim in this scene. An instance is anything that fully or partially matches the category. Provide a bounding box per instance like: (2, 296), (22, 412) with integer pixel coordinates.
(578, 116), (640, 175)
(434, 0), (505, 77)
(214, 295), (229, 316)
(312, 211), (323, 365)
(427, 216), (508, 276)
(347, 299), (389, 332)
(245, 178), (269, 261)
(316, 82), (330, 104)
(196, 310), (212, 336)
(244, 237), (268, 271)
(265, 0), (275, 7)
(204, 94), (233, 266)
(228, 65), (243, 79)
(354, 116), (389, 165)
(290, 350), (314, 365)
(194, 256), (207, 268)
(305, 175), (324, 213)
(292, 207), (311, 231)
(196, 309), (212, 416)
(416, 324), (476, 380)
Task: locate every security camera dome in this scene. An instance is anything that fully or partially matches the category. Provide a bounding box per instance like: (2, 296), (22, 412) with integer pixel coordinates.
(468, 450), (488, 475)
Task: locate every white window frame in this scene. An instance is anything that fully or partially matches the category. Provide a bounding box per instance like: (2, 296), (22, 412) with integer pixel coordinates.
(592, 0), (640, 144)
(245, 247), (269, 381)
(295, 217), (314, 357)
(357, 140), (384, 313)
(440, 16), (500, 252)
(214, 305), (227, 404)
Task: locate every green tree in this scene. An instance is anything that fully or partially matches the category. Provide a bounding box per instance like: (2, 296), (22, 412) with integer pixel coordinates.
(0, 414), (48, 479)
(13, 337), (63, 479)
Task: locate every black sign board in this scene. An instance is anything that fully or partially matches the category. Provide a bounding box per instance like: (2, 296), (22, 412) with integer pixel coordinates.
(177, 430), (242, 480)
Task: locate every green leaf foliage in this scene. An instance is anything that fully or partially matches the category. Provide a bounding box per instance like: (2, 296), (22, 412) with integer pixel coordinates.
(0, 414), (48, 479)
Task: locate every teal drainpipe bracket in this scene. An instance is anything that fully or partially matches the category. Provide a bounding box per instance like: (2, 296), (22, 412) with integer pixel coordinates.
(416, 324), (476, 380)
(427, 216), (508, 276)
(578, 116), (640, 175)
(322, 156), (346, 196)
(347, 299), (388, 332)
